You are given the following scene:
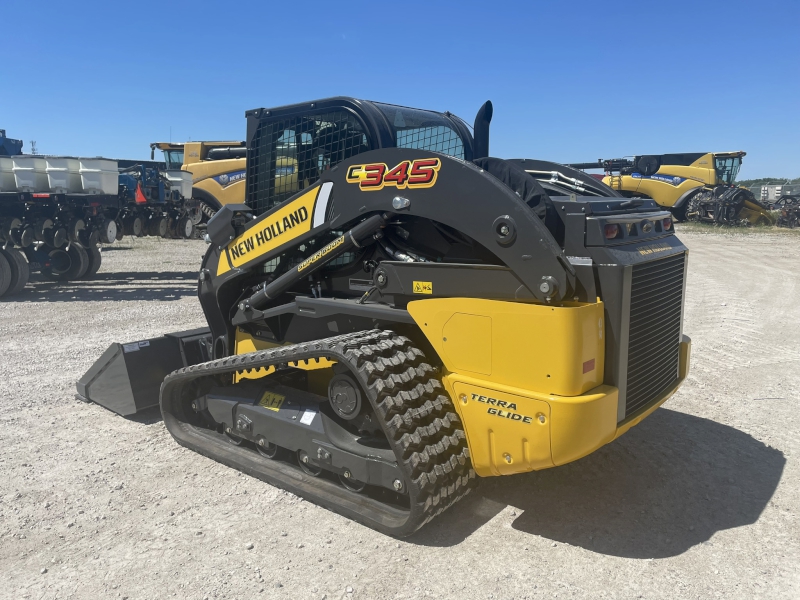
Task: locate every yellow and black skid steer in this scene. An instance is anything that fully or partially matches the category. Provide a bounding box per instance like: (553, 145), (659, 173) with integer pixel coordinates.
(79, 98), (691, 536)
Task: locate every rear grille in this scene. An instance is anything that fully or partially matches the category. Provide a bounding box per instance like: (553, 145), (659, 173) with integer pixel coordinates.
(624, 252), (685, 418)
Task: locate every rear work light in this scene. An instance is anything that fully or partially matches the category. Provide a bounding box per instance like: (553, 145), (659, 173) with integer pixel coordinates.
(604, 224), (622, 239)
(662, 217), (673, 230)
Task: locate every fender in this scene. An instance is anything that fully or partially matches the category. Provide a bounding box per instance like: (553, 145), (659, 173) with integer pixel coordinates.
(673, 186), (703, 210)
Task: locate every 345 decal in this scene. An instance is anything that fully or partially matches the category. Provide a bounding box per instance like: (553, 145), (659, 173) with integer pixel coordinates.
(345, 158), (441, 191)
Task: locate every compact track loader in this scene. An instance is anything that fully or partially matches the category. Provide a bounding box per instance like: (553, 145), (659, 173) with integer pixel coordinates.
(79, 98), (691, 536)
(570, 152), (774, 226)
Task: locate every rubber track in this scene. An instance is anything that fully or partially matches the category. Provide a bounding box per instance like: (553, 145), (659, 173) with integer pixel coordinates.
(160, 329), (476, 536)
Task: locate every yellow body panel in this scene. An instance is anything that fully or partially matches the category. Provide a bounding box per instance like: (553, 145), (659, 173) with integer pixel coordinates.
(602, 152), (717, 208)
(233, 328), (336, 384)
(408, 298), (690, 477)
(407, 298), (605, 397)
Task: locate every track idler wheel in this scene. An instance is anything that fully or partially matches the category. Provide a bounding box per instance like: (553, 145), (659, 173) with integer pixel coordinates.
(329, 373), (362, 420)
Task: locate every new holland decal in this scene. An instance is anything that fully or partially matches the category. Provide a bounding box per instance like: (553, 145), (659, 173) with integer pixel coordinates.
(631, 173), (687, 186)
(346, 158), (441, 191)
(213, 170), (246, 188)
(217, 186), (321, 275)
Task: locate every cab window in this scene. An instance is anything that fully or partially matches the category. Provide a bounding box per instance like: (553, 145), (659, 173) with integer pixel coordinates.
(374, 103), (465, 159)
(714, 157), (741, 184)
(163, 150), (184, 170)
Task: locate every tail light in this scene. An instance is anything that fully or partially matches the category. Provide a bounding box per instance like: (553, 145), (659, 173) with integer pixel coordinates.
(662, 217), (673, 230)
(604, 224), (621, 239)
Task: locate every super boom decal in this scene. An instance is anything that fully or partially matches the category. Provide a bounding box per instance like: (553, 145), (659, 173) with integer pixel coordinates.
(346, 158), (441, 191)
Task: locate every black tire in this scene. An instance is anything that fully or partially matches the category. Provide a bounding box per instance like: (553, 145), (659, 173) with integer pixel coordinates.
(98, 218), (117, 244)
(0, 252), (12, 298)
(81, 244), (102, 279)
(0, 248), (30, 297)
(671, 202), (689, 222)
(148, 216), (168, 237)
(177, 216), (194, 239)
(42, 244), (89, 281)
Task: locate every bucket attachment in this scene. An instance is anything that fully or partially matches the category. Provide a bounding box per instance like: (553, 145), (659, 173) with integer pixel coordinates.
(76, 328), (211, 416)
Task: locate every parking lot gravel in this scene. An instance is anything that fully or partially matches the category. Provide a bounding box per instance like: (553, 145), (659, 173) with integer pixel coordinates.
(1, 228), (798, 600)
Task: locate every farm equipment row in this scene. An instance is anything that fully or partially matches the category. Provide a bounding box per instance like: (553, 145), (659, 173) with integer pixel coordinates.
(0, 130), (200, 298)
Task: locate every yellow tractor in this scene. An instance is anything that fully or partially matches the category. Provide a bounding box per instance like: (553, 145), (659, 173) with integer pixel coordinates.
(151, 141), (300, 224)
(570, 151), (774, 226)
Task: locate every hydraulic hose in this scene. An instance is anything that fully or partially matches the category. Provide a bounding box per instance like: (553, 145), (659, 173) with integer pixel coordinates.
(245, 214), (388, 311)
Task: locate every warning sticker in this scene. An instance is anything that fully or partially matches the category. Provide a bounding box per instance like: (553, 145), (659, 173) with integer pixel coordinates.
(259, 391), (285, 412)
(122, 341), (151, 353)
(412, 281), (433, 294)
(300, 410), (316, 425)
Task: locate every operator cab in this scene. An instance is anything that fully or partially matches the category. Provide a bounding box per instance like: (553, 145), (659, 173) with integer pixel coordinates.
(714, 152), (744, 185)
(163, 149), (184, 170)
(245, 98), (475, 214)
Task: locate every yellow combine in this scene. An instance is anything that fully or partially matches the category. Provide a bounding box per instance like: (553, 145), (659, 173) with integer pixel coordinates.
(151, 141), (299, 223)
(571, 151), (774, 225)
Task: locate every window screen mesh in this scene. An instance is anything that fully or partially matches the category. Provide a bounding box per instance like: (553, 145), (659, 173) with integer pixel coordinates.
(247, 111), (369, 214)
(374, 103), (464, 159)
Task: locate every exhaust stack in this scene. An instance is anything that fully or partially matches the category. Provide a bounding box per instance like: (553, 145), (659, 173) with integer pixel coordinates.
(473, 101), (493, 160)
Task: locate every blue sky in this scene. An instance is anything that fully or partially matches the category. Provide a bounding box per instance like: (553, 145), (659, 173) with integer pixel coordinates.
(2, 0), (798, 179)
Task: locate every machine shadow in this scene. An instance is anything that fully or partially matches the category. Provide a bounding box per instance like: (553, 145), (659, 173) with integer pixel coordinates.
(410, 409), (784, 556)
(125, 405), (164, 425)
(8, 271), (199, 302)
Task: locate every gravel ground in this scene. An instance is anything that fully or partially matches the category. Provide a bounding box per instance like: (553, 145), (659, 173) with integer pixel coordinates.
(1, 228), (798, 600)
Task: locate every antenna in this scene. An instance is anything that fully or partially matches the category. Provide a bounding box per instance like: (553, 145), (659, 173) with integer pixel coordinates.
(30, 140), (38, 155)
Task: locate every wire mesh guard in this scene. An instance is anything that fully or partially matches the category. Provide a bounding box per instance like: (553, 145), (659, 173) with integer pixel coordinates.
(247, 103), (466, 215)
(374, 103), (465, 160)
(248, 110), (369, 215)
